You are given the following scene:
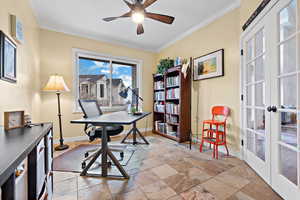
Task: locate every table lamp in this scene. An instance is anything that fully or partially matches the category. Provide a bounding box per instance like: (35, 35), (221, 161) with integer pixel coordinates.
(43, 74), (70, 151)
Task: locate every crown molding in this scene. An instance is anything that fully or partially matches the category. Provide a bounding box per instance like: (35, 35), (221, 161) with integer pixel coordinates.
(156, 0), (241, 52)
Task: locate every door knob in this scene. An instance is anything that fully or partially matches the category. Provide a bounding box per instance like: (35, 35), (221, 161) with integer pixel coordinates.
(267, 106), (277, 113)
(271, 106), (277, 112)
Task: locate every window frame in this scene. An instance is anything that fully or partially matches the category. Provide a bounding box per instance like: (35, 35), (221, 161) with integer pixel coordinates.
(73, 48), (143, 113)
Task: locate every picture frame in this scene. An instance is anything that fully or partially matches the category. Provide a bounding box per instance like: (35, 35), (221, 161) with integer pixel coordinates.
(10, 15), (24, 44)
(4, 111), (25, 130)
(0, 31), (17, 83)
(193, 49), (224, 81)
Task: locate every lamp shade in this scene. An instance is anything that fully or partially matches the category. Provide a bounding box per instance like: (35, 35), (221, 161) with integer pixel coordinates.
(42, 75), (70, 92)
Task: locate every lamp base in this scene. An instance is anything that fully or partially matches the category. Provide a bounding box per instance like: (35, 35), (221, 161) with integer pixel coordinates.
(55, 144), (69, 151)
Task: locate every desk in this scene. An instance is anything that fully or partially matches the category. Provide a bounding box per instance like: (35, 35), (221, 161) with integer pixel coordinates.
(71, 111), (151, 179)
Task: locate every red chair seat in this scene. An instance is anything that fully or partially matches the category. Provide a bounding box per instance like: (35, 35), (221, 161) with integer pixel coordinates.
(203, 120), (225, 125)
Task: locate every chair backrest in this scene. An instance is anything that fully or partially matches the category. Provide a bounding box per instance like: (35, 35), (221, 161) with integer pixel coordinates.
(78, 99), (102, 118)
(212, 106), (230, 121)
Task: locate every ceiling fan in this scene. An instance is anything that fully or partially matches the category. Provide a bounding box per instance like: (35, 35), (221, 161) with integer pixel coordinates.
(103, 0), (175, 35)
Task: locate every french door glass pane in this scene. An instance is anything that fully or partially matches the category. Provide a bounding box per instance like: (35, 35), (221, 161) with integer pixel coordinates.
(255, 83), (265, 106)
(246, 85), (253, 106)
(255, 56), (265, 82)
(255, 29), (265, 56)
(280, 112), (297, 147)
(246, 38), (255, 62)
(279, 145), (298, 185)
(247, 109), (255, 130)
(247, 63), (255, 83)
(279, 0), (296, 42)
(256, 134), (265, 161)
(247, 131), (255, 153)
(280, 37), (297, 74)
(255, 109), (266, 132)
(280, 75), (297, 109)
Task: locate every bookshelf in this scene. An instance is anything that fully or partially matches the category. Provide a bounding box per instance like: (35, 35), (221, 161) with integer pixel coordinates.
(153, 65), (191, 142)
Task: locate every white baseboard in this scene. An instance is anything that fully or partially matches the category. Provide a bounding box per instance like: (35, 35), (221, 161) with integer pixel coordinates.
(53, 127), (153, 144)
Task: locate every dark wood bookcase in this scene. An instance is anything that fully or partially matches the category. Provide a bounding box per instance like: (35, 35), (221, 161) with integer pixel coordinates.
(152, 65), (191, 142)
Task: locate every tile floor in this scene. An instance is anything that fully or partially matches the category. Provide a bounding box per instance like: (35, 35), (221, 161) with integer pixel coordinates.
(53, 133), (282, 200)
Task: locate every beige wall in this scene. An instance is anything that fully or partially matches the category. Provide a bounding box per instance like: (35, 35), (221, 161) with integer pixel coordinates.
(39, 29), (157, 139)
(156, 0), (264, 153)
(240, 0), (264, 28)
(0, 0), (41, 124)
(157, 9), (241, 152)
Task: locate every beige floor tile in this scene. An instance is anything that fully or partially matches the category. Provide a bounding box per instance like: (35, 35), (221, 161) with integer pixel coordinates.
(151, 164), (178, 179)
(214, 170), (250, 189)
(240, 179), (283, 200)
(201, 178), (239, 200)
(180, 185), (217, 200)
(113, 187), (147, 200)
(77, 176), (106, 189)
(141, 181), (177, 200)
(226, 191), (256, 200)
(134, 170), (160, 186)
(53, 176), (78, 198)
(78, 183), (112, 200)
(53, 192), (78, 200)
(53, 171), (78, 183)
(52, 134), (281, 200)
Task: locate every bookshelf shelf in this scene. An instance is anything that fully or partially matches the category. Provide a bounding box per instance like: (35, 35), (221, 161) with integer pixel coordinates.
(152, 65), (191, 143)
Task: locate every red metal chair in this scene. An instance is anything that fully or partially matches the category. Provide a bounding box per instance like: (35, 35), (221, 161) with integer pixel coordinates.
(200, 106), (230, 159)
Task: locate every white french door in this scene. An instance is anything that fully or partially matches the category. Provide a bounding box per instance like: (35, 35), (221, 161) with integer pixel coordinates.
(242, 0), (300, 199)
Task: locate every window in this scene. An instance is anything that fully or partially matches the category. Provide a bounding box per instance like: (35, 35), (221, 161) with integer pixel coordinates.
(74, 49), (140, 112)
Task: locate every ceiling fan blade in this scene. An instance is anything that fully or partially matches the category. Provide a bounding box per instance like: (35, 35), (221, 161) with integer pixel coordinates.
(123, 0), (135, 10)
(143, 0), (158, 8)
(145, 12), (175, 24)
(103, 12), (131, 22)
(137, 24), (144, 35)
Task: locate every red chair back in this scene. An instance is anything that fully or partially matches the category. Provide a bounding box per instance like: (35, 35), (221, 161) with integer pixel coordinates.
(212, 106), (230, 120)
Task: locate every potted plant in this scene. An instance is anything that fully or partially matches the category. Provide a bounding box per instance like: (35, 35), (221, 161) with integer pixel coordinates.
(156, 58), (174, 74)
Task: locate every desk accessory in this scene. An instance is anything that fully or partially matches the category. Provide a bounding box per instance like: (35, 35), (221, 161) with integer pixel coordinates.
(119, 87), (143, 114)
(4, 111), (25, 130)
(43, 74), (70, 151)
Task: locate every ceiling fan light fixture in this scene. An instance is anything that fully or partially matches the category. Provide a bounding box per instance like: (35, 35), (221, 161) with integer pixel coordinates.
(131, 11), (145, 24)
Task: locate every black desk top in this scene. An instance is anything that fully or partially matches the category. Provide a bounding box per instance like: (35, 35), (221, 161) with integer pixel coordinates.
(71, 111), (151, 125)
(0, 123), (52, 186)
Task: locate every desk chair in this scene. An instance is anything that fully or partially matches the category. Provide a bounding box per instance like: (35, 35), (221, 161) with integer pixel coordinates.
(78, 99), (126, 168)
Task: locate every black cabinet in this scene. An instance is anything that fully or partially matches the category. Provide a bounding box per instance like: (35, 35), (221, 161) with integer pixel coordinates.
(0, 124), (53, 200)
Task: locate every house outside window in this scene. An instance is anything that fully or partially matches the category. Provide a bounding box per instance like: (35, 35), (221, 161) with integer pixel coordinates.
(74, 49), (141, 112)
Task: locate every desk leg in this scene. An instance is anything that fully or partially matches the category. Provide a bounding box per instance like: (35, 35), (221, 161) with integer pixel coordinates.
(121, 122), (149, 145)
(101, 126), (108, 177)
(133, 122), (137, 145)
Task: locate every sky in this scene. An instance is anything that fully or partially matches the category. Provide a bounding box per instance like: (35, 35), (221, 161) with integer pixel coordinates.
(79, 58), (133, 87)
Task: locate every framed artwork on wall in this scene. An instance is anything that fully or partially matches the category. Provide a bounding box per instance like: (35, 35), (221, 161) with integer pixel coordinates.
(193, 49), (224, 81)
(10, 15), (24, 44)
(0, 31), (17, 83)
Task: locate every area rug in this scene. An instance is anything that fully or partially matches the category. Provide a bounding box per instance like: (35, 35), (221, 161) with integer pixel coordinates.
(53, 144), (135, 173)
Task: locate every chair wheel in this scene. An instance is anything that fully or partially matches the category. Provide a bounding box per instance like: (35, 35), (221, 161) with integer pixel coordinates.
(84, 152), (89, 158)
(82, 162), (86, 169)
(120, 152), (124, 160)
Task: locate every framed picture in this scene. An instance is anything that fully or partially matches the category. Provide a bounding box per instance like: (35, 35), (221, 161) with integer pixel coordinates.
(0, 31), (17, 83)
(193, 49), (224, 81)
(10, 15), (24, 44)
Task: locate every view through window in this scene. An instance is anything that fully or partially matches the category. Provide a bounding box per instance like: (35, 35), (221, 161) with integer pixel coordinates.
(78, 56), (137, 110)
